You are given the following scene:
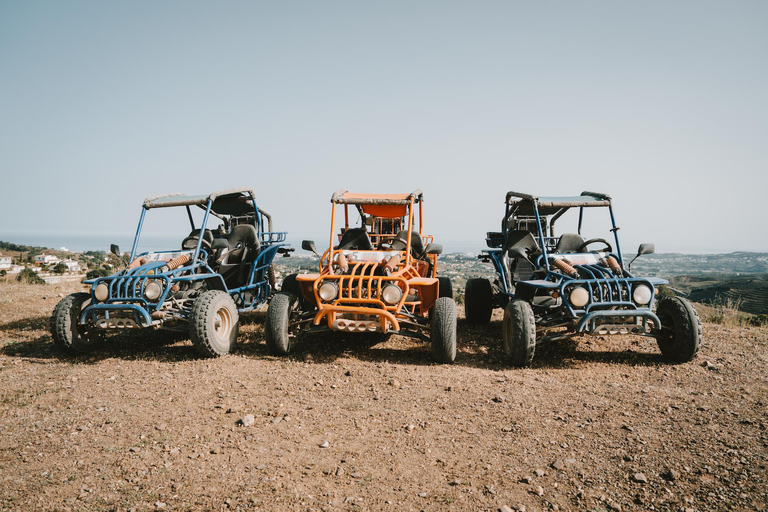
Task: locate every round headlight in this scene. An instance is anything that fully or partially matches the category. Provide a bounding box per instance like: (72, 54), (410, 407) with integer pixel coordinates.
(94, 283), (109, 302)
(318, 281), (339, 302)
(569, 286), (590, 308)
(381, 284), (403, 305)
(144, 281), (163, 301)
(632, 284), (652, 305)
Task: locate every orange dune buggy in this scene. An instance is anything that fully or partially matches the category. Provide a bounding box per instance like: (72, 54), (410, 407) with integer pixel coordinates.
(265, 189), (457, 363)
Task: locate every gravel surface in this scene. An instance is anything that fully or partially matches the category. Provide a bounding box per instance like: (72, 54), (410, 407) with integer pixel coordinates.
(1, 280), (766, 511)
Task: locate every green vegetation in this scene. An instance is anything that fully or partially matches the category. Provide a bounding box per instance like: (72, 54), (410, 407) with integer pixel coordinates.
(16, 267), (45, 285)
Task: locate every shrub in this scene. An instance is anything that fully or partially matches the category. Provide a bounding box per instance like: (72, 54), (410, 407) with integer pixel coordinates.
(17, 267), (45, 285)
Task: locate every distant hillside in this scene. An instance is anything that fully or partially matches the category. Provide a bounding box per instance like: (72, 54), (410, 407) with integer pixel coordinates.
(670, 274), (768, 316)
(632, 252), (768, 276)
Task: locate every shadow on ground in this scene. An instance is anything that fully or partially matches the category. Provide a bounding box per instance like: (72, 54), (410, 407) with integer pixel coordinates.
(1, 312), (669, 369)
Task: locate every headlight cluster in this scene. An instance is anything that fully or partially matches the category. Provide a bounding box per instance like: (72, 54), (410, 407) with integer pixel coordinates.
(381, 284), (403, 305)
(94, 283), (109, 302)
(632, 284), (652, 305)
(569, 286), (590, 308)
(318, 281), (339, 302)
(144, 280), (163, 301)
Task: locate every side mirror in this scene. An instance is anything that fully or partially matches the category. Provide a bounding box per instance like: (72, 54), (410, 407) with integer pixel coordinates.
(110, 243), (128, 267)
(211, 238), (229, 250)
(425, 243), (443, 255)
(637, 243), (655, 256)
(302, 240), (321, 258)
(628, 243), (655, 271)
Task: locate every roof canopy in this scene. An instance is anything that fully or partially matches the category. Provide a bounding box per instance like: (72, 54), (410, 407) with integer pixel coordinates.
(142, 188), (257, 216)
(331, 189), (423, 206)
(506, 191), (611, 216)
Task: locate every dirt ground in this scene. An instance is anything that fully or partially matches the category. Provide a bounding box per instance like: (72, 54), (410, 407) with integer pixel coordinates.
(1, 280), (766, 512)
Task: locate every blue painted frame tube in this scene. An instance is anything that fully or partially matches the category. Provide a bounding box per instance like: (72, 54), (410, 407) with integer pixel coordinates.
(129, 207), (148, 261)
(194, 199), (213, 259)
(532, 202), (550, 270)
(607, 204), (624, 265)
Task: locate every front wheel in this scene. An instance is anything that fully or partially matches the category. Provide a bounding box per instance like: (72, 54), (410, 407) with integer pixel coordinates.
(50, 293), (102, 353)
(190, 291), (239, 357)
(437, 277), (453, 299)
(431, 297), (457, 363)
(655, 297), (702, 363)
(465, 278), (493, 325)
(502, 299), (536, 367)
(265, 292), (299, 355)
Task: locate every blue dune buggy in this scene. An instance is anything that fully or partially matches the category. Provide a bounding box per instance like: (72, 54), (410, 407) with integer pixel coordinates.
(465, 191), (701, 367)
(51, 188), (291, 357)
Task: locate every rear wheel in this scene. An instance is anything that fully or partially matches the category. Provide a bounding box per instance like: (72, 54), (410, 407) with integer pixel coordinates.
(266, 292), (299, 355)
(190, 291), (239, 357)
(465, 278), (493, 325)
(431, 297), (457, 363)
(50, 293), (102, 353)
(437, 277), (453, 299)
(655, 297), (702, 362)
(502, 299), (536, 367)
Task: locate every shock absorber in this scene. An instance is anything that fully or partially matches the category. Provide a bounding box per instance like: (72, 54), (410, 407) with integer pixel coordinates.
(551, 258), (579, 278)
(600, 256), (623, 276)
(161, 253), (191, 272)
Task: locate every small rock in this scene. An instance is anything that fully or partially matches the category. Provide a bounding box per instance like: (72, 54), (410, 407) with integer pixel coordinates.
(344, 370), (352, 376)
(450, 479), (461, 486)
(534, 469), (545, 477)
(390, 379), (401, 388)
(129, 447), (140, 453)
(551, 460), (564, 471)
(335, 467), (344, 476)
(418, 492), (428, 498)
(154, 502), (167, 510)
(702, 360), (717, 370)
(319, 440), (330, 448)
(492, 396), (506, 403)
(406, 424), (416, 431)
(499, 506), (513, 512)
(663, 467), (680, 481)
(240, 414), (255, 427)
(344, 496), (356, 504)
(633, 473), (648, 484)
(520, 476), (533, 484)
(623, 454), (634, 462)
(531, 485), (544, 496)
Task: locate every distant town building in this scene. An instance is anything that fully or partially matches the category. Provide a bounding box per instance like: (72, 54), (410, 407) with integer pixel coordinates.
(61, 259), (82, 272)
(0, 255), (11, 270)
(34, 254), (61, 266)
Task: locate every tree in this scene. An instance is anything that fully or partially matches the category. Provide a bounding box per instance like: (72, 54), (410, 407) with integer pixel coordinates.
(53, 262), (68, 274)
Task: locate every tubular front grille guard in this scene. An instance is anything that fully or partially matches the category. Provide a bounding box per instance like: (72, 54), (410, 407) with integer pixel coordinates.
(97, 269), (172, 305)
(576, 309), (661, 334)
(80, 303), (154, 329)
(318, 261), (409, 308)
(559, 274), (657, 318)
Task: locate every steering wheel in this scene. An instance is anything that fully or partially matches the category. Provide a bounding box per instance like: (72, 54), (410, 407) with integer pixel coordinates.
(181, 236), (212, 254)
(577, 238), (613, 253)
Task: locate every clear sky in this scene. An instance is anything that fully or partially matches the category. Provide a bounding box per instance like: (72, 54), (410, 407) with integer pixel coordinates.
(1, 1), (766, 254)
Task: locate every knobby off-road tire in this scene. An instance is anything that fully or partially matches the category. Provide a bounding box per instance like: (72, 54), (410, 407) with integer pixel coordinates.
(438, 277), (453, 299)
(502, 299), (536, 367)
(50, 292), (102, 353)
(655, 296), (702, 363)
(265, 292), (299, 355)
(190, 291), (239, 357)
(431, 297), (457, 363)
(465, 278), (493, 325)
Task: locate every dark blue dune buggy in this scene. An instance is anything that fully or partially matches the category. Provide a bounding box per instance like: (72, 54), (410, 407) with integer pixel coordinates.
(465, 191), (701, 367)
(51, 188), (291, 357)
